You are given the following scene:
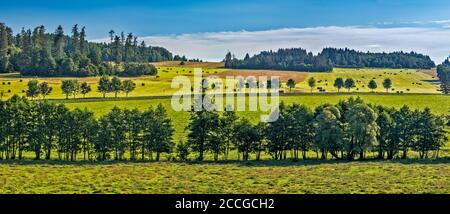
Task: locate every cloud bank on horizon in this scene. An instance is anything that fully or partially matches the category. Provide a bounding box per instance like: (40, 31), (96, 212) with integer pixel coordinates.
(94, 25), (450, 63)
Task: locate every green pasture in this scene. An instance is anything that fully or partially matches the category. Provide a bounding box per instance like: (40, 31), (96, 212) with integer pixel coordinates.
(1, 160), (449, 193)
(0, 67), (441, 101)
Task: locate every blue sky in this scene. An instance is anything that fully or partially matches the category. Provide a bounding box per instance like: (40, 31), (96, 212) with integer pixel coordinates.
(1, 0), (450, 61)
(1, 0), (449, 38)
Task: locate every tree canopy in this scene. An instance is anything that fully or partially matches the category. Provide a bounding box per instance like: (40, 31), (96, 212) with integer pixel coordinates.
(0, 22), (172, 77)
(224, 48), (435, 72)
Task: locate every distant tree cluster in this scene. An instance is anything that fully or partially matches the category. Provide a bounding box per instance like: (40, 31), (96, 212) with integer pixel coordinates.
(0, 23), (171, 76)
(0, 96), (173, 161)
(0, 97), (447, 162)
(224, 48), (333, 72)
(224, 48), (435, 72)
(321, 48), (435, 69)
(437, 57), (450, 94)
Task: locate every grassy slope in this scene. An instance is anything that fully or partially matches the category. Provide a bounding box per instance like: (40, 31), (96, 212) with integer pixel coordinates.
(0, 66), (441, 100)
(1, 160), (449, 193)
(0, 63), (449, 194)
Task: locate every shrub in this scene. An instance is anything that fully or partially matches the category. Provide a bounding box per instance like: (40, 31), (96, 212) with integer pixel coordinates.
(120, 63), (158, 77)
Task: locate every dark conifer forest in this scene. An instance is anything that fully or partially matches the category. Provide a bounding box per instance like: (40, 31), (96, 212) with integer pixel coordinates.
(224, 48), (435, 72)
(0, 23), (172, 76)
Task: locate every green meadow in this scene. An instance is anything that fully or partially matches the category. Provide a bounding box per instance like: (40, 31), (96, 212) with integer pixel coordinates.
(1, 63), (449, 194)
(0, 66), (441, 100)
(1, 160), (449, 194)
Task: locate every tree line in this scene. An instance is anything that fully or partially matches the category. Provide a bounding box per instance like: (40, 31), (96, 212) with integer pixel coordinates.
(0, 22), (168, 76)
(0, 95), (173, 161)
(288, 77), (393, 93)
(437, 57), (450, 94)
(224, 48), (435, 72)
(24, 76), (137, 100)
(0, 96), (447, 162)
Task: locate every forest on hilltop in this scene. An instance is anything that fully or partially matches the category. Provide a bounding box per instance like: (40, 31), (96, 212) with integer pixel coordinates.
(0, 23), (172, 77)
(225, 48), (435, 72)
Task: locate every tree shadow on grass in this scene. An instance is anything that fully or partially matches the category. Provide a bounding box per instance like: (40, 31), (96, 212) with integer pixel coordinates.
(1, 157), (450, 167)
(182, 158), (450, 167)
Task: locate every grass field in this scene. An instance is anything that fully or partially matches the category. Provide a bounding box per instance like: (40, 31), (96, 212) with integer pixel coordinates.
(0, 65), (441, 100)
(0, 62), (449, 194)
(1, 160), (449, 193)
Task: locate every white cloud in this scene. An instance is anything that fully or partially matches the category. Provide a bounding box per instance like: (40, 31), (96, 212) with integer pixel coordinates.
(93, 26), (450, 63)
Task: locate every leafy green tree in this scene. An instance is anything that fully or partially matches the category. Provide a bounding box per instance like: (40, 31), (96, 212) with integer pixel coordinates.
(142, 104), (174, 161)
(437, 58), (450, 94)
(313, 106), (343, 159)
(266, 102), (290, 160)
(26, 80), (40, 100)
(98, 76), (111, 98)
(344, 78), (356, 92)
(80, 82), (91, 98)
(234, 118), (261, 161)
(95, 116), (114, 160)
(368, 79), (377, 92)
(187, 110), (220, 161)
(286, 79), (296, 92)
(392, 106), (416, 159)
(75, 108), (96, 160)
(111, 76), (122, 98)
(334, 77), (344, 92)
(375, 107), (395, 159)
(122, 80), (136, 97)
(307, 77), (316, 93)
(100, 107), (127, 160)
(344, 103), (378, 160)
(176, 140), (190, 161)
(61, 80), (78, 99)
(382, 78), (392, 92)
(219, 109), (238, 160)
(413, 108), (448, 158)
(38, 82), (52, 99)
(123, 108), (143, 161)
(286, 104), (314, 160)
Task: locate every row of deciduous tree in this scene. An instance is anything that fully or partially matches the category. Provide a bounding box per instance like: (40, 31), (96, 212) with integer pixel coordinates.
(0, 22), (169, 76)
(186, 98), (448, 161)
(0, 96), (447, 162)
(0, 95), (173, 161)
